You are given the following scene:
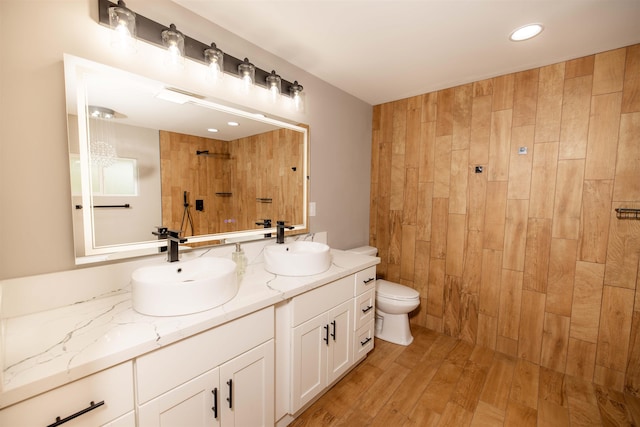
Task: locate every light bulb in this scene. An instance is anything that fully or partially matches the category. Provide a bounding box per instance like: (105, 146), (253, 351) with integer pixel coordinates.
(161, 24), (185, 68)
(266, 70), (281, 104)
(108, 0), (136, 53)
(238, 58), (255, 94)
(289, 81), (305, 112)
(205, 43), (224, 82)
(167, 44), (182, 65)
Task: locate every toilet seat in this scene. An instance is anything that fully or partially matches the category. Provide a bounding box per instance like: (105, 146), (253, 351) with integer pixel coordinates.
(376, 280), (420, 301)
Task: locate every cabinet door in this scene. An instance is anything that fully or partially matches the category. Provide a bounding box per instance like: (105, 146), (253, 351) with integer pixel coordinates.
(291, 313), (329, 412)
(220, 340), (274, 427)
(138, 369), (220, 427)
(327, 300), (353, 384)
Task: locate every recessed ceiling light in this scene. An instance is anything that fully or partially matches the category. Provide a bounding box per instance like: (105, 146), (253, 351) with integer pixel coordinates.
(228, 121), (239, 126)
(207, 128), (218, 133)
(509, 23), (544, 42)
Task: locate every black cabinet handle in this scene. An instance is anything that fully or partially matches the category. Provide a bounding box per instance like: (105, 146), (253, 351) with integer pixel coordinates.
(331, 320), (337, 341)
(323, 324), (329, 345)
(363, 278), (375, 284)
(212, 388), (218, 419)
(227, 379), (233, 409)
(361, 337), (372, 346)
(47, 401), (105, 427)
(362, 305), (373, 313)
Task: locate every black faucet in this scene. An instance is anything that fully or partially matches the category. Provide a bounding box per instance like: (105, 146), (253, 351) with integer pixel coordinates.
(255, 219), (272, 238)
(276, 221), (295, 244)
(152, 227), (187, 262)
(166, 230), (188, 262)
(152, 226), (168, 253)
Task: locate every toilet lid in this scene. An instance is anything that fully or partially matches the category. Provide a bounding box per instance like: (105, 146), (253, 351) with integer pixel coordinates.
(376, 279), (420, 301)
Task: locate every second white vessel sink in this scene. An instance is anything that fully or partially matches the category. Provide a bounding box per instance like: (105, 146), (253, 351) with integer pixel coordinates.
(132, 257), (238, 316)
(264, 241), (331, 276)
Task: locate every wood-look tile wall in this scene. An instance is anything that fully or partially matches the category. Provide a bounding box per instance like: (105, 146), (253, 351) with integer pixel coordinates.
(160, 128), (304, 237)
(369, 44), (640, 394)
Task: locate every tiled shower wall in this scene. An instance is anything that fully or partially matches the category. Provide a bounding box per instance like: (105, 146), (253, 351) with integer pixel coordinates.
(369, 44), (640, 393)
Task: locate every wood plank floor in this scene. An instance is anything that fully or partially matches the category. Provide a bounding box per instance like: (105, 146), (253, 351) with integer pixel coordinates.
(290, 325), (640, 426)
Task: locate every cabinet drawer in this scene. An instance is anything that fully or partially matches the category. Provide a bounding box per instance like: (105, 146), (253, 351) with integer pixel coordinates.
(136, 306), (274, 404)
(0, 362), (134, 427)
(353, 289), (375, 330)
(354, 267), (376, 296)
(291, 275), (352, 327)
(354, 320), (375, 361)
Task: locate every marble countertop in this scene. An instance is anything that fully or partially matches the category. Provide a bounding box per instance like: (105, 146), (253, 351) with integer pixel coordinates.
(1, 249), (379, 408)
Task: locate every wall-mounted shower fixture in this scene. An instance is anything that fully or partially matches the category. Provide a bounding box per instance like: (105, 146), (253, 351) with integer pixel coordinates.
(180, 190), (194, 236)
(196, 150), (231, 159)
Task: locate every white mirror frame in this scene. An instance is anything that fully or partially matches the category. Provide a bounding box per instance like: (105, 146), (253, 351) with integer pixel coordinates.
(65, 55), (309, 264)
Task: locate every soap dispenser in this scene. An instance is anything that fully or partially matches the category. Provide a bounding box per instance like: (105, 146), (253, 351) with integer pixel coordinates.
(232, 243), (246, 276)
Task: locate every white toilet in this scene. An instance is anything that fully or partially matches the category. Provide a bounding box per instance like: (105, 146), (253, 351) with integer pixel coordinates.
(348, 246), (421, 346)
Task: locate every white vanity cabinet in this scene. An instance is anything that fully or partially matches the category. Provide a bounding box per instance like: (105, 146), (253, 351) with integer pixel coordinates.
(290, 299), (352, 412)
(137, 341), (274, 427)
(288, 274), (359, 413)
(276, 266), (378, 418)
(0, 362), (134, 427)
(136, 307), (275, 427)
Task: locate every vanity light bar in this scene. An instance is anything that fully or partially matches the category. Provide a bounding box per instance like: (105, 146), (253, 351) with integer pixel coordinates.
(97, 0), (300, 97)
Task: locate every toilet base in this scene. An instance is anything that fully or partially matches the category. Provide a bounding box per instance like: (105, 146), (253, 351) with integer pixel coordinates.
(374, 309), (414, 346)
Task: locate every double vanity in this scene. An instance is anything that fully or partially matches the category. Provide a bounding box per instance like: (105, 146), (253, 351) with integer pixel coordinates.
(0, 239), (379, 426)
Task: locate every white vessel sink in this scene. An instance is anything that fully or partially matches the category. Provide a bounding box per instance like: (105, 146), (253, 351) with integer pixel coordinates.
(132, 257), (238, 316)
(264, 241), (331, 276)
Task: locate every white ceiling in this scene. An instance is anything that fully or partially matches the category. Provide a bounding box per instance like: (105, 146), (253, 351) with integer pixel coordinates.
(172, 0), (640, 105)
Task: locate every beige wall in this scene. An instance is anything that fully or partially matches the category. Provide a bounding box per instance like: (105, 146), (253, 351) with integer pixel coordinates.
(370, 44), (640, 393)
(0, 0), (372, 279)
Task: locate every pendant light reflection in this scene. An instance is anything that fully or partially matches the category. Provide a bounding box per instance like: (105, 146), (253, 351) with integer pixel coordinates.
(204, 43), (224, 82)
(238, 58), (255, 94)
(88, 106), (118, 168)
(108, 0), (136, 53)
(290, 81), (305, 112)
(162, 24), (185, 67)
(266, 70), (281, 104)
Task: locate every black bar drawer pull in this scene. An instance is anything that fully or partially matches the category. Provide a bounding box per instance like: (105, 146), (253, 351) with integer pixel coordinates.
(362, 305), (373, 313)
(323, 324), (329, 345)
(331, 320), (337, 341)
(212, 388), (218, 418)
(363, 278), (375, 284)
(227, 379), (233, 409)
(361, 337), (372, 346)
(47, 400), (105, 427)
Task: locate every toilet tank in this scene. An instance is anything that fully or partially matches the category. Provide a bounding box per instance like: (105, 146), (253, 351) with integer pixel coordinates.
(348, 246), (378, 257)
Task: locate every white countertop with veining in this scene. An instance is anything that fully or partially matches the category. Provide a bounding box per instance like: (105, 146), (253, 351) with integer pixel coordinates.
(0, 249), (379, 408)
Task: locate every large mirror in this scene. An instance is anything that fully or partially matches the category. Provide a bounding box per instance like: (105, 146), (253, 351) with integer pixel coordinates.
(64, 55), (308, 264)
